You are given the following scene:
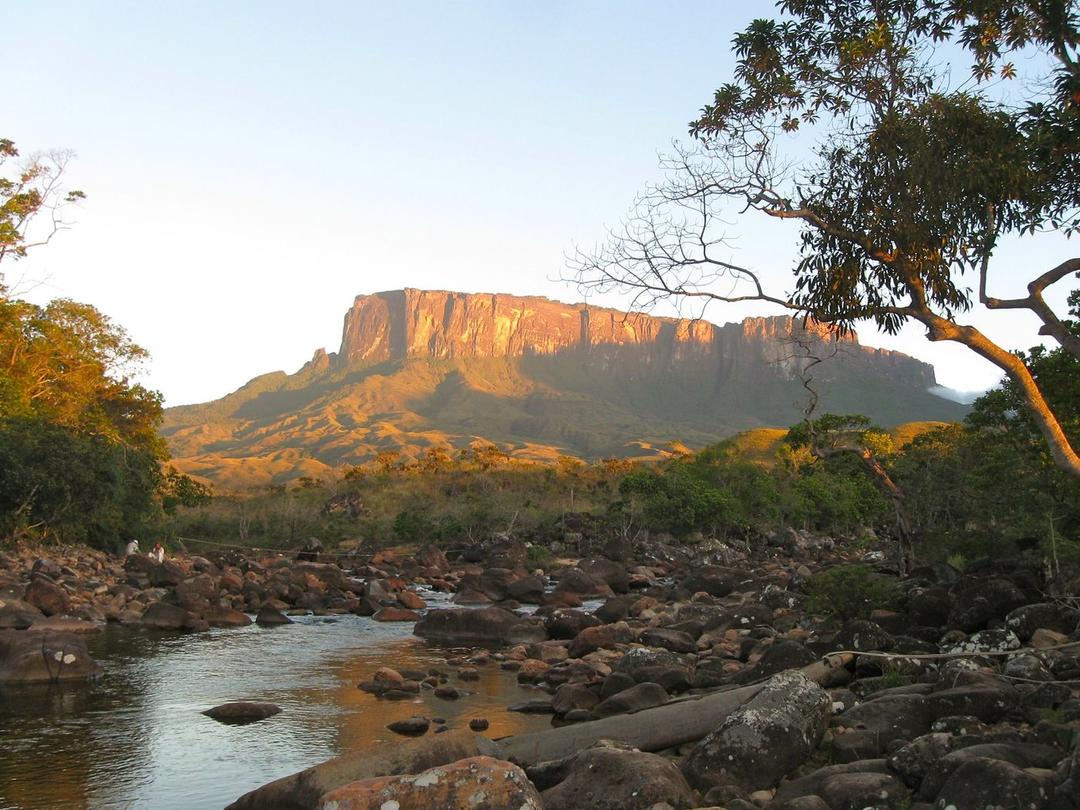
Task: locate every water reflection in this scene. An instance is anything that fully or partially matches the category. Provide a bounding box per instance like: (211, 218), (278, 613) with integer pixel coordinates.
(0, 611), (553, 810)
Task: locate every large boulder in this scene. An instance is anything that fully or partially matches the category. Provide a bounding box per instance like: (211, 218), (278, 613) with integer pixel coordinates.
(315, 756), (542, 810)
(141, 601), (205, 632)
(1005, 602), (1080, 641)
(0, 629), (102, 684)
(23, 576), (71, 617)
(0, 599), (44, 630)
(682, 670), (831, 791)
(919, 742), (1062, 800)
(591, 681), (668, 718)
(413, 608), (544, 645)
(681, 565), (735, 597)
(612, 646), (693, 692)
(578, 558), (630, 593)
(227, 731), (505, 809)
(203, 701), (282, 724)
(533, 745), (694, 810)
(948, 577), (1027, 632)
(414, 544), (449, 574)
(567, 621), (633, 658)
(838, 694), (934, 753)
(544, 609), (601, 640)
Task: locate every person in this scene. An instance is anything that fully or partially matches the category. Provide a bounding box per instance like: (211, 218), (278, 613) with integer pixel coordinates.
(148, 542), (165, 564)
(124, 539), (140, 558)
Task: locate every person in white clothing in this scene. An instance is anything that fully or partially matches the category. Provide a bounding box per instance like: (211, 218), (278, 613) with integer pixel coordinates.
(124, 539), (140, 557)
(148, 542), (165, 564)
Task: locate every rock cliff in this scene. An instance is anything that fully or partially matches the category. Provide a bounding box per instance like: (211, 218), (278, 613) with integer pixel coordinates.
(165, 289), (961, 489)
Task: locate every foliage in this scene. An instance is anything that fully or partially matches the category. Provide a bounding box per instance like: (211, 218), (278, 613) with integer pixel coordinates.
(804, 565), (901, 623)
(618, 463), (740, 536)
(571, 0), (1080, 478)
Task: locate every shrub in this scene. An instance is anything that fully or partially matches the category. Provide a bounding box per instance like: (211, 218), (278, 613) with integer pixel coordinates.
(804, 565), (900, 623)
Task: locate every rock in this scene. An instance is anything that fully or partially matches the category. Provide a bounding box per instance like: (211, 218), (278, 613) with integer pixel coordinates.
(592, 681), (669, 718)
(567, 621), (633, 658)
(1031, 627), (1069, 649)
(927, 681), (1018, 723)
(387, 716), (430, 736)
(593, 595), (634, 623)
(373, 607), (422, 622)
(0, 599), (44, 629)
(434, 686), (462, 700)
(451, 589), (491, 605)
(905, 586), (953, 627)
(773, 760), (894, 805)
(204, 607), (252, 627)
(1005, 602), (1079, 641)
(740, 639), (817, 680)
(682, 565), (734, 597)
(815, 772), (909, 809)
(554, 567), (608, 597)
(612, 646), (693, 692)
(578, 558), (630, 593)
(544, 609), (601, 640)
(140, 601), (205, 632)
(23, 576), (71, 617)
(942, 627), (1021, 654)
(255, 606), (292, 626)
(887, 732), (955, 788)
(919, 742), (1062, 800)
(639, 627), (697, 654)
(415, 544), (449, 574)
(203, 701), (282, 724)
(227, 730), (506, 809)
(833, 619), (894, 652)
(414, 607), (545, 645)
(29, 617), (101, 634)
(838, 695), (933, 752)
(552, 683), (599, 715)
(397, 590), (427, 610)
(315, 756), (543, 810)
(468, 718), (489, 731)
(931, 757), (1056, 809)
(682, 670), (831, 791)
(506, 574), (546, 603)
(948, 578), (1027, 633)
(175, 573), (218, 610)
(0, 629), (102, 684)
(535, 745), (694, 810)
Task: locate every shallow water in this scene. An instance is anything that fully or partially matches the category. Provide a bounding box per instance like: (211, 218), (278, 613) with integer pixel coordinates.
(0, 594), (555, 810)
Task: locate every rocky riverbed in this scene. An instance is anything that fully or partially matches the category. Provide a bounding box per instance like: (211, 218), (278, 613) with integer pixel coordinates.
(2, 534), (1080, 809)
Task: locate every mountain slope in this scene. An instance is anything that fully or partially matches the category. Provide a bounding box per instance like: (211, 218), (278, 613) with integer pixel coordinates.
(163, 289), (967, 489)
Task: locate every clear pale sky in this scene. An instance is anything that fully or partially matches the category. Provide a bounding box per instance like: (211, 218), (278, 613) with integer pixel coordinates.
(7, 2), (1074, 406)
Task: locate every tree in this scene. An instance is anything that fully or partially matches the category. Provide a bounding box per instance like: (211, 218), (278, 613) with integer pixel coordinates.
(570, 0), (1080, 478)
(0, 138), (84, 274)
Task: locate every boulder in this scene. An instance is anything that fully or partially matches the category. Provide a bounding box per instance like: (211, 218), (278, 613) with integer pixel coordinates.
(578, 558), (630, 593)
(773, 760), (893, 805)
(544, 609), (601, 640)
(373, 607), (422, 622)
(905, 586), (953, 627)
(932, 757), (1056, 809)
(534, 745), (694, 810)
(414, 544), (449, 574)
(567, 621), (633, 658)
(552, 683), (599, 716)
(255, 606), (292, 626)
(175, 573), (218, 610)
(682, 670), (831, 791)
(23, 576), (71, 617)
(740, 639), (817, 681)
(838, 695), (934, 752)
(919, 742), (1062, 800)
(203, 701), (282, 724)
(887, 732), (955, 788)
(592, 682), (669, 718)
(1005, 602), (1079, 641)
(386, 716), (431, 736)
(0, 629), (102, 684)
(682, 565), (735, 597)
(948, 578), (1027, 632)
(227, 731), (505, 809)
(0, 599), (44, 630)
(203, 607), (252, 628)
(612, 646), (693, 692)
(639, 627), (697, 654)
(506, 575), (545, 603)
(315, 756), (542, 810)
(414, 607), (544, 645)
(141, 601), (205, 632)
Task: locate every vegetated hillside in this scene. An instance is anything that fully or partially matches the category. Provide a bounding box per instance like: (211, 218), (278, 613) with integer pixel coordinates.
(163, 289), (967, 490)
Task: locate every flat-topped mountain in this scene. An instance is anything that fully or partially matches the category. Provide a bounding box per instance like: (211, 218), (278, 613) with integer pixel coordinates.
(163, 289), (966, 489)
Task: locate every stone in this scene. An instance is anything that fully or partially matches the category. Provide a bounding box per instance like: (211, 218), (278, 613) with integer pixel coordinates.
(0, 599), (44, 629)
(1005, 602), (1079, 641)
(682, 566), (735, 597)
(468, 718), (489, 731)
(948, 578), (1027, 633)
(740, 639), (817, 680)
(1031, 627), (1069, 649)
(919, 743), (1062, 800)
(23, 576), (71, 617)
(931, 757), (1056, 810)
(887, 732), (955, 788)
(552, 683), (599, 715)
(773, 760), (893, 805)
(639, 627), (697, 654)
(387, 716), (430, 736)
(140, 601), (204, 632)
(0, 629), (102, 684)
(535, 745), (694, 810)
(414, 607), (545, 645)
(203, 701), (282, 724)
(544, 609), (601, 640)
(578, 558), (630, 593)
(398, 590), (427, 610)
(927, 682), (1018, 723)
(316, 756), (543, 810)
(837, 695), (934, 752)
(255, 605), (292, 626)
(203, 607), (252, 627)
(612, 646), (693, 692)
(373, 606), (422, 622)
(905, 586), (952, 627)
(567, 621), (633, 658)
(682, 670), (831, 791)
(415, 544), (449, 574)
(592, 681), (669, 718)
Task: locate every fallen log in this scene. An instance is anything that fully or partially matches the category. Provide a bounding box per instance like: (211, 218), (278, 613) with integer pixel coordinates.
(499, 653), (854, 766)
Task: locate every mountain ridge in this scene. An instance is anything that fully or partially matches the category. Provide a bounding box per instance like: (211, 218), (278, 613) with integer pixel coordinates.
(163, 289), (966, 489)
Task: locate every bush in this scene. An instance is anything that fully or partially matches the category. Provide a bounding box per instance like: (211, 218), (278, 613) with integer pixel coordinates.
(804, 565), (900, 623)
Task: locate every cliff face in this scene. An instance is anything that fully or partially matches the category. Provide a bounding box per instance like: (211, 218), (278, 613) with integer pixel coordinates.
(331, 289), (937, 389)
(165, 288), (960, 489)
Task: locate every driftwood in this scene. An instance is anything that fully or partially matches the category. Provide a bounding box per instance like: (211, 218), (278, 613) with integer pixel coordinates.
(499, 654), (854, 766)
(226, 654), (853, 809)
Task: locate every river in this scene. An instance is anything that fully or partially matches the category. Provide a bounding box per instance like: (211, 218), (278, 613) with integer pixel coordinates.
(0, 592), (555, 809)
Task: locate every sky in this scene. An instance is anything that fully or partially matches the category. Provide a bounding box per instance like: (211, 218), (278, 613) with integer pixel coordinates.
(6, 1), (1075, 406)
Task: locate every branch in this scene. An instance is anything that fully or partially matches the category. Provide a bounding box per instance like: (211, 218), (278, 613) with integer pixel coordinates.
(982, 257), (1080, 359)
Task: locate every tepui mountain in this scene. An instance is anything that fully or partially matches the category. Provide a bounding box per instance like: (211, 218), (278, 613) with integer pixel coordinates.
(163, 289), (967, 489)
